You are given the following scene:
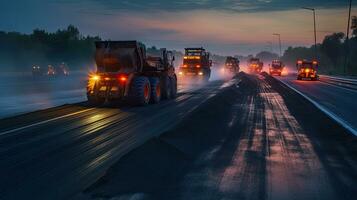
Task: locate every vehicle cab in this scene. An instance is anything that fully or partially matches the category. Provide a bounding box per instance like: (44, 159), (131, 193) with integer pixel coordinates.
(296, 60), (318, 81)
(179, 48), (212, 81)
(269, 60), (284, 76)
(223, 56), (240, 75)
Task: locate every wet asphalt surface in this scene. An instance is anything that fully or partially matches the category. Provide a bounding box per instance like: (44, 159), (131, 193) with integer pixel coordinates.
(84, 73), (357, 200)
(0, 79), (232, 200)
(278, 75), (357, 135)
(0, 73), (356, 200)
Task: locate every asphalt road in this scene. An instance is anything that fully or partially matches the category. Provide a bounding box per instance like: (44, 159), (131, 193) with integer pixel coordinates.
(1, 73), (356, 200)
(0, 80), (233, 200)
(0, 72), (88, 118)
(84, 73), (357, 200)
(277, 74), (357, 135)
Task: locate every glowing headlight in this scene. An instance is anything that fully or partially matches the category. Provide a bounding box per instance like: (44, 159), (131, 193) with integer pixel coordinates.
(91, 75), (100, 81)
(198, 72), (204, 76)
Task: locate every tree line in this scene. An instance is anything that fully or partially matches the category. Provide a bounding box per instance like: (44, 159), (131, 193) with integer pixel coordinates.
(1, 22), (356, 75)
(0, 25), (100, 72)
(281, 17), (357, 75)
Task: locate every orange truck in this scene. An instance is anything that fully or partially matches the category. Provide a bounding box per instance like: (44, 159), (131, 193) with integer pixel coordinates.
(296, 60), (319, 81)
(87, 41), (177, 106)
(178, 48), (212, 81)
(223, 56), (240, 75)
(248, 58), (263, 74)
(269, 60), (284, 76)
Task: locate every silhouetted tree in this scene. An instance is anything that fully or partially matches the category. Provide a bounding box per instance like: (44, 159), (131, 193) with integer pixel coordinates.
(320, 32), (345, 67)
(256, 51), (279, 61)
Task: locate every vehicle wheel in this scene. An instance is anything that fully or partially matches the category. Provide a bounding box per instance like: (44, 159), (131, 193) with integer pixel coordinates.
(161, 76), (172, 99)
(297, 76), (302, 80)
(170, 76), (177, 98)
(87, 95), (105, 106)
(149, 77), (161, 104)
(129, 76), (151, 106)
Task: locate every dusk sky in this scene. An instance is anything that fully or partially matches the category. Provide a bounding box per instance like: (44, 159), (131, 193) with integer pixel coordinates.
(1, 0), (355, 55)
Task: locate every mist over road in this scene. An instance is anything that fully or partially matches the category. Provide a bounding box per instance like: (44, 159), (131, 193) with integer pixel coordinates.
(0, 72), (88, 118)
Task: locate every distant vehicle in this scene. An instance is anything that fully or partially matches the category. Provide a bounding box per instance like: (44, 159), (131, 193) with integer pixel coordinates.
(296, 60), (319, 81)
(47, 65), (56, 76)
(223, 56), (240, 75)
(248, 58), (263, 74)
(57, 62), (70, 76)
(178, 47), (212, 81)
(269, 60), (284, 76)
(32, 65), (42, 77)
(87, 41), (177, 106)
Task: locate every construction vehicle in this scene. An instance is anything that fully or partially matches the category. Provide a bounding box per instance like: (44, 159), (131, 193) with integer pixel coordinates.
(57, 62), (70, 76)
(248, 58), (263, 74)
(87, 41), (177, 106)
(269, 60), (284, 76)
(47, 65), (56, 76)
(296, 60), (319, 81)
(222, 56), (240, 75)
(178, 48), (212, 81)
(32, 65), (42, 77)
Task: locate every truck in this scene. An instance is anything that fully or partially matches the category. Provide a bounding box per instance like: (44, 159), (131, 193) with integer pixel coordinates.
(178, 47), (212, 81)
(86, 41), (177, 106)
(248, 58), (263, 74)
(47, 65), (56, 76)
(223, 56), (240, 75)
(32, 65), (42, 77)
(57, 62), (70, 76)
(296, 60), (318, 81)
(269, 60), (284, 76)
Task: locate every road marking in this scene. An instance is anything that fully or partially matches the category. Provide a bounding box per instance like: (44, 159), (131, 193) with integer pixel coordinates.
(318, 80), (357, 94)
(0, 108), (96, 136)
(276, 78), (357, 136)
(320, 75), (357, 82)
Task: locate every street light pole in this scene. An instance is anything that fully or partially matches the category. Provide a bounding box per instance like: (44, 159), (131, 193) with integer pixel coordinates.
(302, 7), (318, 60)
(273, 33), (282, 58)
(344, 0), (353, 74)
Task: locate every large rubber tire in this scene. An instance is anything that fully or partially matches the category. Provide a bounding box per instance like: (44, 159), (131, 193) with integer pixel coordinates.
(297, 76), (302, 80)
(149, 77), (161, 104)
(129, 76), (151, 106)
(161, 76), (172, 100)
(170, 76), (177, 99)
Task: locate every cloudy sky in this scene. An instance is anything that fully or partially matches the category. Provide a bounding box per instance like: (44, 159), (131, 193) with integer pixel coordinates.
(0, 0), (355, 55)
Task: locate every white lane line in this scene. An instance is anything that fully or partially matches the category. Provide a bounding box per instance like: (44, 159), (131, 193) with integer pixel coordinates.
(0, 108), (96, 136)
(276, 78), (357, 136)
(318, 79), (357, 94)
(320, 75), (357, 82)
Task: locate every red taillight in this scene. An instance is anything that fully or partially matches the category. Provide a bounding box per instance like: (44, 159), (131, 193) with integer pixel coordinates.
(196, 65), (201, 68)
(183, 64), (188, 68)
(119, 76), (127, 82)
